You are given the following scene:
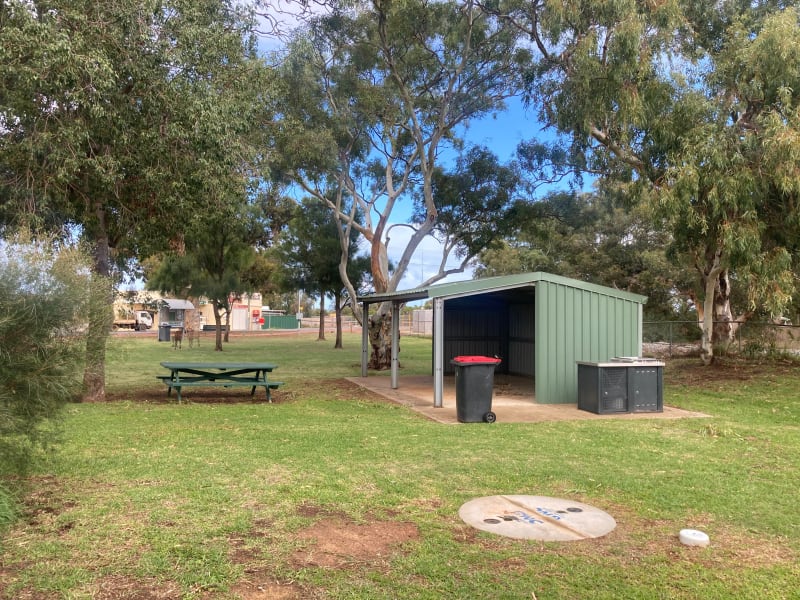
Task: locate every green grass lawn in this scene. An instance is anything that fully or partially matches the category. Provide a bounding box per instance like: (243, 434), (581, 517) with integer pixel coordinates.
(1, 333), (798, 599)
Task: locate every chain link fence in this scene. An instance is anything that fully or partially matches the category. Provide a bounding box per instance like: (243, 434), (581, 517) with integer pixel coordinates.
(298, 315), (800, 358)
(643, 320), (800, 358)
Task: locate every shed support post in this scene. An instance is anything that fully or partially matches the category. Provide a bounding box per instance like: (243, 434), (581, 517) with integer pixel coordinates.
(361, 302), (369, 377)
(637, 303), (643, 357)
(433, 297), (444, 408)
(391, 302), (400, 389)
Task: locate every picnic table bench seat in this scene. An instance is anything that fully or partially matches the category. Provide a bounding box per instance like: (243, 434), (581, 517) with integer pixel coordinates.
(157, 377), (284, 396)
(158, 361), (282, 402)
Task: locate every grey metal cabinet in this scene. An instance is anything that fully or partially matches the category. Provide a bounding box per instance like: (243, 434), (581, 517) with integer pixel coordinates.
(577, 360), (664, 414)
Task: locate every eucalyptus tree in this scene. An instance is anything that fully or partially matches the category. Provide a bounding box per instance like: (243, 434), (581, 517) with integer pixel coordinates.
(148, 197), (259, 352)
(276, 198), (370, 347)
(272, 0), (528, 368)
(482, 0), (800, 364)
(0, 1), (268, 396)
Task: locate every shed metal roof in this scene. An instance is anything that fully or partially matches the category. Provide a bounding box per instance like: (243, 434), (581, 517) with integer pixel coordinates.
(358, 272), (647, 305)
(162, 298), (195, 310)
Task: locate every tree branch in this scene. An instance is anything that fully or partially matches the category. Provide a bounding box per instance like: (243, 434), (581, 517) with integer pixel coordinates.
(589, 125), (647, 174)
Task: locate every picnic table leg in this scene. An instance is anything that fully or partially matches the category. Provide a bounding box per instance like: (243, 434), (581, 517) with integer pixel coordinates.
(166, 371), (176, 398)
(250, 372), (259, 397)
(255, 369), (267, 401)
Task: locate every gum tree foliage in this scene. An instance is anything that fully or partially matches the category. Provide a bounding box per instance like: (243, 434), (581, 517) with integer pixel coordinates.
(0, 1), (267, 396)
(475, 190), (690, 321)
(235, 186), (298, 314)
(147, 198), (259, 352)
(0, 236), (90, 481)
(483, 0), (800, 364)
(271, 0), (528, 369)
(416, 145), (522, 262)
(276, 198), (370, 348)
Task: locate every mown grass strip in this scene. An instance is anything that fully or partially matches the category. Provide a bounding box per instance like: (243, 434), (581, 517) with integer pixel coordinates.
(1, 334), (798, 598)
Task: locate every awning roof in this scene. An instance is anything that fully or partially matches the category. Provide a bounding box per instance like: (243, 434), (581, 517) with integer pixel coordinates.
(163, 298), (195, 310)
(358, 272), (647, 305)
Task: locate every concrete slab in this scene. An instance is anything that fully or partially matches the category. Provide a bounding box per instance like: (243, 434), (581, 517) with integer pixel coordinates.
(346, 374), (709, 424)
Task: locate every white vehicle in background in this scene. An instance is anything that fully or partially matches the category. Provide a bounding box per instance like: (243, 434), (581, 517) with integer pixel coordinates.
(112, 310), (153, 331)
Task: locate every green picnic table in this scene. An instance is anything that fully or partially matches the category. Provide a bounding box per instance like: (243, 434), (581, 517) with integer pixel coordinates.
(158, 361), (282, 402)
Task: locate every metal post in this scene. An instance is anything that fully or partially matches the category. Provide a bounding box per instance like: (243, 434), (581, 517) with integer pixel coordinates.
(669, 322), (673, 357)
(391, 302), (400, 389)
(637, 304), (643, 357)
(433, 297), (444, 408)
(361, 301), (369, 377)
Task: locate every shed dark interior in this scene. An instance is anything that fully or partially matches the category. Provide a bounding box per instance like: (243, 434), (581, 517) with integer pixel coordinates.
(442, 288), (536, 377)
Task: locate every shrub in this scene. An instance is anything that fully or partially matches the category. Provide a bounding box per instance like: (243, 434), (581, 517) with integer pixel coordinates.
(0, 236), (90, 477)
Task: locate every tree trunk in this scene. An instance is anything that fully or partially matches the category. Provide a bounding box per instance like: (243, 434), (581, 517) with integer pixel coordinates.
(367, 307), (393, 370)
(224, 306), (231, 343)
(212, 302), (224, 351)
(696, 267), (750, 365)
(697, 247), (725, 366)
(710, 270), (751, 354)
(334, 290), (343, 349)
(699, 274), (717, 366)
(318, 295), (326, 341)
(82, 208), (114, 402)
(83, 271), (114, 401)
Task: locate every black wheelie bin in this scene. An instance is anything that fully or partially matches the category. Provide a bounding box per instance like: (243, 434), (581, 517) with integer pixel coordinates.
(451, 355), (502, 423)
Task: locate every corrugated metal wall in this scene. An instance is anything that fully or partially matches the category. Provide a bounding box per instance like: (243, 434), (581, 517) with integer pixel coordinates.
(260, 315), (300, 329)
(508, 302), (535, 377)
(441, 295), (536, 376)
(442, 298), (505, 372)
(534, 280), (641, 404)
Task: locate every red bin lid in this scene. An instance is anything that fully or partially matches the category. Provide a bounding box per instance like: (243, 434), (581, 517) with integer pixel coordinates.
(452, 355), (501, 365)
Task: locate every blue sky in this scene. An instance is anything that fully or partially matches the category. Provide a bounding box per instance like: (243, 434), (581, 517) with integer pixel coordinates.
(459, 96), (540, 163)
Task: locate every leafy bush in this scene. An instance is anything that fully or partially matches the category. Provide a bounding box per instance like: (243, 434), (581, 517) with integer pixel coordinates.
(0, 236), (90, 477)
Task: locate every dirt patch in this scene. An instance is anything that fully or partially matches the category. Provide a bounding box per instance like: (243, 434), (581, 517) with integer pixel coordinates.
(295, 502), (352, 520)
(226, 501), (420, 589)
(223, 506), (388, 600)
(104, 377), (378, 405)
(311, 378), (388, 403)
(0, 574), (183, 600)
(22, 486), (74, 523)
(89, 575), (183, 600)
(663, 356), (800, 388)
(226, 534), (307, 600)
(0, 585), (60, 600)
(290, 516), (419, 569)
(227, 581), (306, 600)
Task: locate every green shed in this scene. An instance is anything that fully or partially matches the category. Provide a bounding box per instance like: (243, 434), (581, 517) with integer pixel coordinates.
(358, 272), (647, 406)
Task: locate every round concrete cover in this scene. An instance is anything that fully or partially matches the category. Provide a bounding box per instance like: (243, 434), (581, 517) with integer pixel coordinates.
(459, 495), (616, 541)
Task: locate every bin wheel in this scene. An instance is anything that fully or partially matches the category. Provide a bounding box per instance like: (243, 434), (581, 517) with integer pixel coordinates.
(483, 411), (496, 423)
